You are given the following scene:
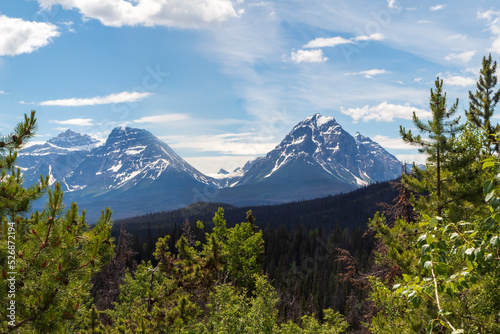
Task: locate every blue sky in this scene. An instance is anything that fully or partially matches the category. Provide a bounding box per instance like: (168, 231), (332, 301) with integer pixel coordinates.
(0, 0), (499, 174)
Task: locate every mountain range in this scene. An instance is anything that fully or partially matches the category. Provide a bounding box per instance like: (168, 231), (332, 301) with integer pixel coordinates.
(17, 114), (402, 221)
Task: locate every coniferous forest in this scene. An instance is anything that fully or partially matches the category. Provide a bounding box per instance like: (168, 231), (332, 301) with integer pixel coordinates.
(2, 55), (500, 333)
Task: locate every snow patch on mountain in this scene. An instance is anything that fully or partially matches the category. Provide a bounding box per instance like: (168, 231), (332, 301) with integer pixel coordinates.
(125, 146), (146, 155)
(108, 162), (123, 173)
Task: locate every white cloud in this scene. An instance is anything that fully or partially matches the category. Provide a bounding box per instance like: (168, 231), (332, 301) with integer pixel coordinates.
(372, 135), (414, 149)
(417, 20), (431, 24)
(442, 75), (476, 87)
(477, 10), (500, 21)
(347, 69), (389, 78)
(450, 34), (467, 40)
(352, 33), (385, 41)
(387, 0), (398, 9)
(303, 36), (353, 48)
(39, 91), (153, 106)
(290, 49), (328, 63)
(396, 154), (428, 165)
(445, 50), (476, 63)
(0, 90), (8, 95)
(340, 102), (431, 123)
(50, 118), (94, 126)
(184, 155), (258, 175)
(429, 4), (446, 12)
(37, 0), (238, 29)
(133, 113), (190, 123)
(0, 15), (60, 56)
(163, 132), (277, 155)
(303, 33), (384, 48)
(414, 78), (423, 83)
(478, 10), (500, 54)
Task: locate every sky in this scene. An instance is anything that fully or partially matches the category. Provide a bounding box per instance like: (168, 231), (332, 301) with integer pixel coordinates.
(0, 0), (500, 175)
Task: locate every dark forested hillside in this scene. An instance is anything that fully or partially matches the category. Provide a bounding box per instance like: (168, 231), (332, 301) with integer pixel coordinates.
(114, 179), (398, 236)
(111, 179), (398, 324)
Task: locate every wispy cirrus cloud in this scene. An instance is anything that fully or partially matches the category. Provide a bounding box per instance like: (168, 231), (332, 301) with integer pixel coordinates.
(429, 4), (446, 12)
(293, 33), (384, 64)
(445, 50), (476, 63)
(387, 0), (399, 9)
(340, 102), (430, 123)
(396, 153), (428, 165)
(39, 91), (153, 106)
(184, 155), (258, 175)
(352, 33), (385, 42)
(478, 10), (500, 21)
(303, 36), (353, 48)
(37, 0), (239, 29)
(162, 132), (277, 155)
(372, 135), (414, 150)
(347, 69), (390, 78)
(133, 113), (190, 123)
(0, 15), (60, 56)
(303, 33), (384, 48)
(290, 49), (328, 63)
(50, 118), (94, 126)
(478, 10), (500, 55)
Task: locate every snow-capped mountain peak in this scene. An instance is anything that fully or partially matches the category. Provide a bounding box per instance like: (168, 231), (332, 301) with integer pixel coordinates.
(294, 113), (339, 131)
(234, 114), (401, 187)
(63, 126), (217, 193)
(17, 130), (102, 188)
(47, 129), (100, 149)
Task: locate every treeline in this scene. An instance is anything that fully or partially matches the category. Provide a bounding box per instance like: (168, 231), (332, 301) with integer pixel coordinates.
(114, 179), (397, 263)
(117, 179), (397, 232)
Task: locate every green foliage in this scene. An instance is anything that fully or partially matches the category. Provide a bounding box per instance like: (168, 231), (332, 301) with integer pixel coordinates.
(88, 208), (263, 332)
(0, 111), (48, 218)
(85, 208), (348, 333)
(0, 112), (114, 333)
(207, 275), (279, 334)
(279, 308), (348, 334)
(377, 162), (500, 332)
(400, 78), (464, 217)
(466, 53), (500, 154)
(370, 60), (500, 333)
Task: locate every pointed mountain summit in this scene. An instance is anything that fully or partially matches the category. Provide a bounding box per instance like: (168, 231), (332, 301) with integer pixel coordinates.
(214, 114), (401, 205)
(18, 129), (101, 187)
(63, 127), (218, 219)
(46, 129), (100, 149)
(64, 126), (214, 193)
(354, 132), (401, 182)
(235, 113), (362, 185)
(218, 168), (229, 175)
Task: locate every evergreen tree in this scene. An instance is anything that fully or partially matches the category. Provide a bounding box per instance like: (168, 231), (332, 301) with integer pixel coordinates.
(368, 59), (500, 333)
(0, 111), (48, 218)
(400, 77), (464, 217)
(466, 53), (500, 154)
(0, 112), (114, 333)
